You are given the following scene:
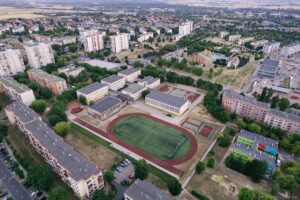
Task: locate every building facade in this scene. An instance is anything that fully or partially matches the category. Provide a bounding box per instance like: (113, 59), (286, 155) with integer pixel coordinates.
(76, 82), (109, 104)
(27, 68), (67, 95)
(0, 49), (26, 76)
(228, 34), (241, 42)
(137, 32), (153, 43)
(118, 68), (141, 83)
(25, 43), (55, 68)
(110, 33), (129, 53)
(81, 30), (105, 52)
(179, 21), (193, 36)
(121, 83), (146, 100)
(138, 76), (160, 89)
(263, 41), (281, 54)
(58, 64), (84, 78)
(5, 102), (104, 199)
(0, 76), (35, 105)
(280, 42), (300, 57)
(101, 75), (126, 91)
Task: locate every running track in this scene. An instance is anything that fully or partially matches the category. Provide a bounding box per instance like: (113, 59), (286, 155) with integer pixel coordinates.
(74, 113), (198, 176)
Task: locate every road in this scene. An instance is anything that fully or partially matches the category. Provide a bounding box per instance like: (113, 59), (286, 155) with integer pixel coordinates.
(0, 158), (32, 200)
(112, 180), (128, 200)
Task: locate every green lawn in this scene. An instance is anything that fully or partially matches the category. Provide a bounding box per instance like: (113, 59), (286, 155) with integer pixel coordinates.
(112, 116), (191, 160)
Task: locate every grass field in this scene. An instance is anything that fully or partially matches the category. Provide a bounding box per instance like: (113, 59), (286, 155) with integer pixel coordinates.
(112, 116), (191, 160)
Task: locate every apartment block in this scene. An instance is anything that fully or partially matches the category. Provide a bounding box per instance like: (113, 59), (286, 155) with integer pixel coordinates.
(5, 102), (104, 199)
(179, 21), (193, 36)
(137, 32), (153, 43)
(238, 37), (254, 45)
(222, 90), (300, 134)
(0, 49), (26, 76)
(81, 30), (105, 52)
(118, 68), (141, 83)
(228, 34), (241, 42)
(25, 43), (55, 68)
(101, 75), (126, 91)
(263, 41), (281, 54)
(250, 40), (269, 49)
(52, 36), (77, 46)
(76, 82), (109, 104)
(110, 33), (129, 53)
(0, 76), (35, 105)
(280, 42), (300, 57)
(219, 31), (229, 39)
(27, 68), (67, 95)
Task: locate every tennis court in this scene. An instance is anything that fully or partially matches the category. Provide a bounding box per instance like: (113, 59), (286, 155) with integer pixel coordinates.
(112, 115), (191, 160)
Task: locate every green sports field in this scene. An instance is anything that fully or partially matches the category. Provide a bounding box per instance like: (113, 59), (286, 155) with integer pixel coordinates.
(112, 116), (191, 160)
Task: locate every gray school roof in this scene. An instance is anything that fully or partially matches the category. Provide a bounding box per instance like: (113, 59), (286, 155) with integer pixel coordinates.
(118, 68), (140, 76)
(0, 76), (31, 93)
(101, 75), (124, 84)
(240, 130), (279, 147)
(139, 76), (160, 85)
(77, 82), (107, 95)
(146, 90), (188, 108)
(258, 59), (280, 77)
(90, 96), (121, 113)
(6, 102), (39, 124)
(124, 179), (172, 200)
(223, 90), (270, 109)
(122, 83), (145, 94)
(24, 119), (100, 181)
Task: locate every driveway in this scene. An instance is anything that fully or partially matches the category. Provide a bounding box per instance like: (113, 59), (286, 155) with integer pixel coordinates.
(112, 180), (128, 200)
(0, 158), (32, 200)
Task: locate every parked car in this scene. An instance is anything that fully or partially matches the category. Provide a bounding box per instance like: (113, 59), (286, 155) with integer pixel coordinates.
(120, 179), (130, 186)
(116, 166), (123, 172)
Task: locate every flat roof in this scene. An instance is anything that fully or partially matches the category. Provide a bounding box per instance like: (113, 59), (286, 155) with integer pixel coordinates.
(122, 83), (145, 94)
(118, 68), (140, 76)
(146, 90), (188, 108)
(90, 96), (121, 113)
(77, 82), (107, 95)
(240, 130), (279, 147)
(0, 76), (31, 93)
(124, 179), (172, 200)
(28, 68), (65, 83)
(101, 75), (124, 84)
(139, 76), (160, 85)
(6, 101), (39, 124)
(80, 59), (122, 71)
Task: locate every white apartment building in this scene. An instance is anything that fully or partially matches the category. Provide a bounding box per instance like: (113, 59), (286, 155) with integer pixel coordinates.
(101, 75), (126, 91)
(280, 42), (300, 57)
(118, 68), (141, 83)
(137, 32), (153, 43)
(25, 43), (55, 68)
(263, 41), (281, 54)
(5, 102), (104, 199)
(81, 30), (105, 52)
(0, 76), (35, 105)
(219, 31), (229, 39)
(0, 49), (26, 76)
(251, 40), (269, 49)
(138, 76), (160, 89)
(228, 34), (241, 42)
(179, 21), (193, 36)
(76, 82), (109, 104)
(110, 33), (129, 53)
(238, 37), (255, 45)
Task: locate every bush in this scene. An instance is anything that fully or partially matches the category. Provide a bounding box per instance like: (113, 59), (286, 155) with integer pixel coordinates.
(195, 161), (205, 174)
(207, 157), (215, 168)
(167, 178), (182, 196)
(217, 134), (231, 148)
(191, 190), (210, 200)
(30, 100), (47, 114)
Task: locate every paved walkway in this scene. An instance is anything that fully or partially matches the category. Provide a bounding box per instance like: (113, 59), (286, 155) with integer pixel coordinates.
(112, 180), (128, 200)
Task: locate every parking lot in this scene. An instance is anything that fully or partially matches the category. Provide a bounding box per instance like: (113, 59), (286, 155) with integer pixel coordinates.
(114, 159), (135, 185)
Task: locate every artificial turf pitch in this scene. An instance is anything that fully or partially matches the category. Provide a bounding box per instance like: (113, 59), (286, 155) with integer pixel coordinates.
(112, 116), (191, 160)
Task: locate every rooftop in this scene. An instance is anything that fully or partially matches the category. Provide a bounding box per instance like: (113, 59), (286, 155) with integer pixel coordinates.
(118, 68), (141, 76)
(90, 96), (122, 113)
(124, 179), (172, 200)
(0, 76), (31, 93)
(240, 130), (279, 147)
(139, 76), (160, 85)
(6, 101), (39, 124)
(80, 59), (123, 71)
(77, 82), (108, 95)
(28, 68), (65, 83)
(101, 75), (124, 84)
(122, 83), (145, 94)
(146, 90), (188, 108)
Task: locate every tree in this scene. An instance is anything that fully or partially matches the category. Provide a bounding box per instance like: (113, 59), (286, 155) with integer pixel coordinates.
(134, 160), (149, 180)
(236, 117), (247, 130)
(248, 123), (261, 134)
(0, 124), (8, 142)
(195, 161), (205, 174)
(28, 82), (38, 91)
(276, 174), (297, 198)
(28, 165), (54, 191)
(92, 189), (112, 200)
(278, 98), (290, 111)
(167, 178), (182, 196)
(270, 96), (280, 108)
(48, 187), (67, 200)
(238, 188), (274, 200)
(141, 90), (150, 98)
(30, 100), (47, 114)
(38, 88), (53, 99)
(54, 122), (71, 137)
(292, 142), (300, 157)
(104, 170), (114, 184)
(218, 133), (231, 147)
(68, 44), (77, 53)
(246, 160), (268, 182)
(207, 157), (215, 168)
(79, 95), (87, 105)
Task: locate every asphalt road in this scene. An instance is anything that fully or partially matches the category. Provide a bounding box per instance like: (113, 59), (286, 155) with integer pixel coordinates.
(0, 158), (32, 200)
(112, 180), (128, 200)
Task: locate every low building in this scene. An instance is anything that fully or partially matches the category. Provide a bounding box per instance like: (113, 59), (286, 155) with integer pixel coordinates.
(145, 90), (190, 116)
(79, 59), (123, 71)
(280, 42), (300, 57)
(27, 68), (67, 95)
(0, 76), (35, 105)
(52, 36), (77, 46)
(137, 32), (153, 43)
(31, 34), (52, 43)
(229, 130), (278, 174)
(58, 64), (84, 77)
(124, 179), (172, 200)
(257, 59), (280, 78)
(227, 56), (240, 69)
(138, 76), (160, 89)
(251, 40), (269, 49)
(121, 83), (146, 100)
(263, 41), (280, 54)
(101, 75), (126, 91)
(76, 82), (109, 105)
(219, 31), (229, 39)
(238, 37), (254, 46)
(5, 102), (104, 199)
(87, 96), (124, 121)
(187, 49), (213, 66)
(118, 68), (141, 83)
(228, 34), (241, 42)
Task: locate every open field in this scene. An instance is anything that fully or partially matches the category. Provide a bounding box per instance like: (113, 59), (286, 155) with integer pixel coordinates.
(6, 126), (77, 200)
(112, 115), (191, 160)
(116, 47), (151, 60)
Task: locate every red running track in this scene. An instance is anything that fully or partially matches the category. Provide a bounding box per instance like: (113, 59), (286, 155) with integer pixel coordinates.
(74, 113), (198, 177)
